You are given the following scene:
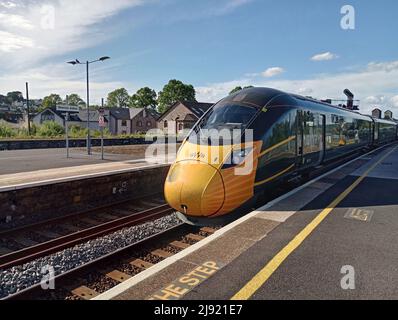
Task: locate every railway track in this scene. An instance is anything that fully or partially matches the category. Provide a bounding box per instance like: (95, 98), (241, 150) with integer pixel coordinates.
(0, 195), (170, 270)
(0, 205), (174, 270)
(5, 225), (218, 301)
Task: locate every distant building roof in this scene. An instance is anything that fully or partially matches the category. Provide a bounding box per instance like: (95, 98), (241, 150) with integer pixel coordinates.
(181, 101), (214, 118)
(129, 108), (143, 120)
(109, 108), (132, 121)
(79, 109), (106, 122)
(47, 108), (81, 122)
(34, 107), (108, 123)
(145, 108), (161, 120)
(109, 107), (159, 121)
(158, 101), (214, 121)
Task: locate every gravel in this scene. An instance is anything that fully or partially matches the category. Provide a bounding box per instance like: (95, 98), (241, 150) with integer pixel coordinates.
(0, 213), (181, 299)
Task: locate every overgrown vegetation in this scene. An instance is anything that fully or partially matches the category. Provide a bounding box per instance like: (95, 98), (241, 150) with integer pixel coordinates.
(0, 121), (16, 138)
(0, 121), (115, 140)
(0, 121), (182, 141)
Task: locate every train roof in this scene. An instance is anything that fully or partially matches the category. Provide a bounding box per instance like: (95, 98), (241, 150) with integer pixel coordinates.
(225, 87), (349, 111)
(223, 87), (290, 108)
(372, 117), (398, 125)
(225, 87), (396, 123)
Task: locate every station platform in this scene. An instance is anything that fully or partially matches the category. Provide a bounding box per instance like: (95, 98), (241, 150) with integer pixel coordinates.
(96, 143), (398, 300)
(0, 160), (168, 192)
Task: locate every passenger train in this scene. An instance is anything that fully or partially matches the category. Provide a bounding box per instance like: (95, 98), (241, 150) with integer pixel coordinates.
(164, 87), (398, 225)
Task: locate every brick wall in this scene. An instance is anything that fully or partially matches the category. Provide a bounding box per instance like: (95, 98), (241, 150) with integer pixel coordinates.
(0, 137), (156, 151)
(131, 112), (157, 134)
(0, 165), (171, 229)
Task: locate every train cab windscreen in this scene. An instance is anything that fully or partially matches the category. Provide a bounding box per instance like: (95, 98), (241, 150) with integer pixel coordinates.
(191, 103), (258, 144)
(197, 102), (257, 132)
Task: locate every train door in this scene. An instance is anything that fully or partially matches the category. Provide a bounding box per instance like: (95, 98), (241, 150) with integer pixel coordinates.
(374, 122), (379, 145)
(297, 111), (325, 168)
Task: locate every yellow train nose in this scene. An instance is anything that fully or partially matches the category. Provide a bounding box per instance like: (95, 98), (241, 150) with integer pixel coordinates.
(165, 161), (225, 217)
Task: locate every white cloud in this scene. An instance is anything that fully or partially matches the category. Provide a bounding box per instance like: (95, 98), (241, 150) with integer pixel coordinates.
(0, 0), (147, 104)
(0, 1), (18, 9)
(297, 87), (313, 95)
(0, 31), (34, 52)
(311, 52), (339, 61)
(223, 0), (252, 10)
(367, 61), (398, 73)
(0, 0), (256, 104)
(213, 0), (253, 15)
(0, 13), (34, 29)
(261, 67), (285, 78)
(364, 95), (386, 105)
(0, 63), (129, 105)
(0, 0), (144, 65)
(390, 96), (398, 108)
(196, 60), (398, 115)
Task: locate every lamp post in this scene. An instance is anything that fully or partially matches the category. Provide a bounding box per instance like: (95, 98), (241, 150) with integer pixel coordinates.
(25, 82), (31, 136)
(67, 56), (110, 155)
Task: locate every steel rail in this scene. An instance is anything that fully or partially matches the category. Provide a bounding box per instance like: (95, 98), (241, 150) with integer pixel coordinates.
(0, 204), (175, 270)
(3, 224), (190, 301)
(0, 193), (163, 238)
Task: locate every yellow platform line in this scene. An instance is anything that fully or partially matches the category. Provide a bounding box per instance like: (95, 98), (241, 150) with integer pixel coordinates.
(231, 146), (397, 300)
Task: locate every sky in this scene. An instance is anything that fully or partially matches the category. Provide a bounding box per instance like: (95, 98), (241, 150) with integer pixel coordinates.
(0, 0), (397, 114)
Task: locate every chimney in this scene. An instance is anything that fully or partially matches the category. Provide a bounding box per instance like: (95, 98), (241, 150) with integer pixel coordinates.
(385, 110), (393, 120)
(344, 89), (354, 110)
(372, 108), (382, 119)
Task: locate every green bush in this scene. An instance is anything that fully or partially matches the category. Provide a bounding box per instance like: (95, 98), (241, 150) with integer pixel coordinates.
(91, 128), (111, 138)
(37, 121), (65, 137)
(0, 121), (16, 138)
(68, 125), (87, 138)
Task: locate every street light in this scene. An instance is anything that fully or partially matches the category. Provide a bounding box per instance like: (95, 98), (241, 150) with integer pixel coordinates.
(67, 56), (110, 155)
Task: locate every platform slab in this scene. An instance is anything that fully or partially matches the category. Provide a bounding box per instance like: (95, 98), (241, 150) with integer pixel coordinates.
(0, 161), (168, 192)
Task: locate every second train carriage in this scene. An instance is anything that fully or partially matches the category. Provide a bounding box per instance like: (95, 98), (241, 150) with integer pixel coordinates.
(164, 87), (397, 225)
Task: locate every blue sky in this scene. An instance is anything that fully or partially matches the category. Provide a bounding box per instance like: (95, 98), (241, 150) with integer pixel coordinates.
(0, 0), (397, 113)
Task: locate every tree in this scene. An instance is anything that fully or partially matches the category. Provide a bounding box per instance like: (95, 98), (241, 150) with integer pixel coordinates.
(158, 80), (196, 113)
(130, 87), (158, 109)
(42, 94), (62, 110)
(6, 91), (24, 103)
(0, 95), (7, 105)
(229, 86), (254, 95)
(229, 87), (243, 95)
(107, 88), (130, 108)
(66, 94), (85, 107)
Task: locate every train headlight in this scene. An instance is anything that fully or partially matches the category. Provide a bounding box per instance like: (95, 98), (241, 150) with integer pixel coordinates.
(223, 147), (253, 169)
